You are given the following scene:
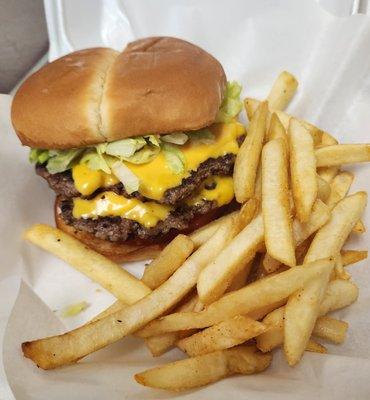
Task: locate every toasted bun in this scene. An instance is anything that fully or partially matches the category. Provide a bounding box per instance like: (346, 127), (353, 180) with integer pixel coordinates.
(12, 37), (226, 149)
(55, 200), (163, 262)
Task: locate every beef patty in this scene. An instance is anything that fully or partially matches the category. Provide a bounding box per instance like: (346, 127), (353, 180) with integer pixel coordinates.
(36, 153), (235, 205)
(58, 198), (217, 242)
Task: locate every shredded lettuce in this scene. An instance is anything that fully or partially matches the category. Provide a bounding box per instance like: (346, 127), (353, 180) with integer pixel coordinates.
(145, 135), (161, 147)
(162, 132), (189, 145)
(216, 81), (243, 123)
(189, 129), (215, 144)
(162, 143), (185, 174)
(46, 149), (83, 174)
(111, 161), (139, 194)
(105, 137), (146, 158)
(122, 145), (160, 164)
(80, 151), (111, 174)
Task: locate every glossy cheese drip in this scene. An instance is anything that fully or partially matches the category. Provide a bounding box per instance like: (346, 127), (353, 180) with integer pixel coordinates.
(73, 192), (172, 228)
(72, 164), (119, 196)
(73, 176), (235, 226)
(72, 122), (244, 199)
(187, 176), (234, 206)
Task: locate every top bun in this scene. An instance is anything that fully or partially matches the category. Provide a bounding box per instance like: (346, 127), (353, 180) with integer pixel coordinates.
(11, 37), (226, 149)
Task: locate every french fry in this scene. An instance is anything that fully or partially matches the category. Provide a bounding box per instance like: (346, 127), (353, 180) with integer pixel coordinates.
(257, 281), (355, 352)
(227, 259), (254, 292)
(319, 279), (359, 315)
(189, 211), (238, 248)
(22, 219), (236, 369)
(262, 138), (295, 266)
(320, 132), (338, 146)
(233, 101), (268, 202)
(24, 224), (151, 305)
(262, 199), (331, 273)
(244, 98), (323, 145)
(145, 292), (200, 357)
(352, 220), (366, 234)
(284, 192), (367, 365)
(254, 163), (263, 201)
(341, 249), (368, 266)
(177, 316), (267, 356)
(315, 144), (370, 167)
(305, 193), (367, 263)
(268, 113), (287, 144)
(306, 340), (327, 354)
(325, 171), (354, 209)
(317, 166), (339, 183)
(317, 175), (331, 202)
(135, 345), (271, 391)
(289, 118), (317, 222)
(137, 258), (334, 337)
(142, 235), (194, 289)
(334, 254), (350, 280)
(267, 71), (298, 110)
(197, 214), (264, 304)
(312, 316), (348, 344)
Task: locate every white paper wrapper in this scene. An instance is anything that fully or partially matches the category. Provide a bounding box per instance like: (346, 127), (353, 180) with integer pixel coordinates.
(2, 0), (370, 398)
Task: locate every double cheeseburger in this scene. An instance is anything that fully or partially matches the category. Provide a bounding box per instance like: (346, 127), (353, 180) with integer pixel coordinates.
(11, 37), (244, 262)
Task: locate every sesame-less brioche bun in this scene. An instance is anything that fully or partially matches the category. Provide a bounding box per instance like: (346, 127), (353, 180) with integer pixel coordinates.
(11, 37), (226, 150)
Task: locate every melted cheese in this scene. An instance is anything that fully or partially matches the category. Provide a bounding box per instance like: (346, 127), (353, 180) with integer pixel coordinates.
(187, 176), (235, 207)
(72, 122), (244, 199)
(72, 164), (119, 196)
(72, 176), (235, 226)
(73, 192), (172, 227)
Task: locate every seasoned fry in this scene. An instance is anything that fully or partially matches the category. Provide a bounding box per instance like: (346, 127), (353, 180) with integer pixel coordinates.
(289, 118), (317, 222)
(197, 214), (264, 304)
(306, 340), (327, 354)
(319, 279), (359, 315)
(284, 192), (367, 365)
(320, 132), (338, 146)
(268, 113), (287, 144)
(177, 316), (267, 356)
(262, 138), (295, 266)
(24, 224), (151, 305)
(135, 345), (271, 391)
(142, 234), (194, 289)
(262, 199), (330, 273)
(313, 316), (348, 344)
(325, 171), (354, 209)
(22, 220), (236, 369)
(341, 250), (368, 266)
(352, 220), (366, 234)
(267, 71), (298, 110)
(318, 166), (339, 183)
(234, 101), (268, 202)
(227, 260), (253, 292)
(315, 144), (370, 167)
(137, 258), (334, 337)
(145, 293), (200, 357)
(257, 281), (355, 352)
(317, 175), (331, 202)
(189, 211), (238, 248)
(244, 98), (323, 145)
(305, 193), (367, 263)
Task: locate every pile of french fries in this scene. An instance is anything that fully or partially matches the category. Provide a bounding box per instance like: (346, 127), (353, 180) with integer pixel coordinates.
(22, 71), (370, 392)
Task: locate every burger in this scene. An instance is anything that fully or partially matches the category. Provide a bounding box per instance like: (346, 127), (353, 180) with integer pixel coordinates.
(11, 37), (244, 262)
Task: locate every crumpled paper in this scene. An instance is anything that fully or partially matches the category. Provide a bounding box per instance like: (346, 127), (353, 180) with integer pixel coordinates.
(1, 0), (370, 398)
